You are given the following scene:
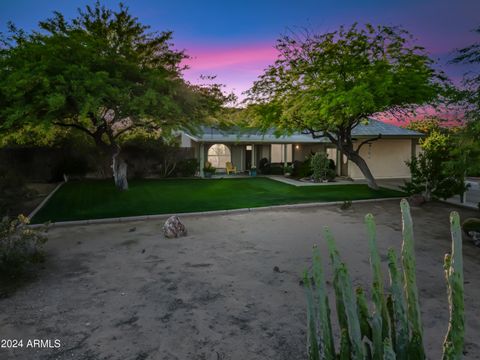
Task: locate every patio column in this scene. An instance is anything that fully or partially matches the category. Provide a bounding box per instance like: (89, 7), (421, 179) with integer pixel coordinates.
(283, 144), (288, 168)
(251, 144), (256, 167)
(199, 143), (205, 177)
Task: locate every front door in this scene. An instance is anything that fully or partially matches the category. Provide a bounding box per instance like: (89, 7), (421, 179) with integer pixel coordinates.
(245, 147), (252, 170)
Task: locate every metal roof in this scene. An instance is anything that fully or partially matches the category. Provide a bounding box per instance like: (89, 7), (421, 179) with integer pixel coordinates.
(184, 118), (422, 144)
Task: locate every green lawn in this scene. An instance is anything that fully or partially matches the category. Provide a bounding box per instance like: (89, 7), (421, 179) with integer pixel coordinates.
(31, 178), (405, 223)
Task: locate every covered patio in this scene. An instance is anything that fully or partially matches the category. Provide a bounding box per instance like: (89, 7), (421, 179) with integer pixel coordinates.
(179, 119), (422, 180)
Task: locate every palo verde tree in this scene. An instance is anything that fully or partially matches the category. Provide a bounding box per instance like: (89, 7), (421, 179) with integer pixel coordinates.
(0, 2), (229, 190)
(246, 24), (446, 189)
(450, 25), (480, 178)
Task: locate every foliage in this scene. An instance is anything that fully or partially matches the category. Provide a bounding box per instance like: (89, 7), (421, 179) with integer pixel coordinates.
(450, 26), (480, 176)
(310, 152), (335, 182)
(246, 23), (447, 189)
(462, 218), (480, 237)
(284, 165), (293, 174)
(0, 215), (48, 279)
(405, 117), (452, 136)
(402, 130), (467, 200)
(258, 157), (270, 174)
(304, 199), (464, 359)
(203, 162), (216, 174)
(174, 158), (199, 177)
(0, 2), (229, 188)
(0, 168), (35, 217)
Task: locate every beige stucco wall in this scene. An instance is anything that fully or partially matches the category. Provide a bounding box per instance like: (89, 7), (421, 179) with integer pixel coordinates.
(348, 139), (413, 180)
(293, 144), (326, 161)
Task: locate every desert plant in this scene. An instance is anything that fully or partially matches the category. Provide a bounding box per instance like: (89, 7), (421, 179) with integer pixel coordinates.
(304, 199), (464, 359)
(0, 215), (48, 279)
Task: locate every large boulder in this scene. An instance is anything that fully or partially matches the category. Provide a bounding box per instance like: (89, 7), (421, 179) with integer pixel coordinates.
(462, 218), (480, 246)
(163, 216), (187, 238)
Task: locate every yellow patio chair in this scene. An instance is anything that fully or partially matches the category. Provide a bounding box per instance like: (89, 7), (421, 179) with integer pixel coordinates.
(226, 162), (237, 175)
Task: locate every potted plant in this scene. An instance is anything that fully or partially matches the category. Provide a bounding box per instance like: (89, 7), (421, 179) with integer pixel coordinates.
(203, 163), (216, 178)
(249, 166), (257, 177)
(283, 165), (293, 176)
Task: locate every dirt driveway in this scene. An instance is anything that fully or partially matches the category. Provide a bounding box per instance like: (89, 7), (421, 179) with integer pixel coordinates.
(1, 200), (479, 359)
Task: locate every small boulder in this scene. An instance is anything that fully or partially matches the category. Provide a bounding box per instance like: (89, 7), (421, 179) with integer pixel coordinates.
(408, 194), (426, 206)
(163, 216), (187, 238)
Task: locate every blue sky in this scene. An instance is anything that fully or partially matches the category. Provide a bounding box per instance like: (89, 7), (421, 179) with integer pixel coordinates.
(1, 0), (479, 97)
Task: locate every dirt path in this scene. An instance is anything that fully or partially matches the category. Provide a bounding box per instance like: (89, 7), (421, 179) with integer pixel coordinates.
(1, 200), (479, 359)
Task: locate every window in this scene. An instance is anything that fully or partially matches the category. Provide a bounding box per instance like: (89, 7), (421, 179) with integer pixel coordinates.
(207, 144), (231, 168)
(270, 144), (292, 163)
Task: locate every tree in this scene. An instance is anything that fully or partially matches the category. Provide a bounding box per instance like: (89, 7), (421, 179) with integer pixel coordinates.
(402, 130), (467, 201)
(450, 25), (480, 177)
(0, 2), (228, 190)
(246, 24), (446, 189)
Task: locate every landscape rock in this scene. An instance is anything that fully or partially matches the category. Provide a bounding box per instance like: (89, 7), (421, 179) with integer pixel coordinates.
(163, 216), (187, 238)
(408, 194), (426, 206)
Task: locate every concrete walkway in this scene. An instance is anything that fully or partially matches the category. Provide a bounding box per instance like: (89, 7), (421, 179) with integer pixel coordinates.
(266, 175), (358, 187)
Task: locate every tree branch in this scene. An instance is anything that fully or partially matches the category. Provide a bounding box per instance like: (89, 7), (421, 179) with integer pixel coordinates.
(355, 134), (382, 154)
(52, 121), (94, 136)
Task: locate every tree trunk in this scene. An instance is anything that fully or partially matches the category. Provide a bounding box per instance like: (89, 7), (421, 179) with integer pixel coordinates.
(112, 146), (128, 191)
(345, 151), (379, 190)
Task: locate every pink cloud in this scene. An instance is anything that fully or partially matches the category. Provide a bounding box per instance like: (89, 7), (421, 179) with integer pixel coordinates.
(183, 43), (277, 71)
(181, 43), (278, 100)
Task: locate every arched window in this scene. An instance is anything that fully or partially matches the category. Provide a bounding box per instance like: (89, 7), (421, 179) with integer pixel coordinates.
(207, 144), (231, 169)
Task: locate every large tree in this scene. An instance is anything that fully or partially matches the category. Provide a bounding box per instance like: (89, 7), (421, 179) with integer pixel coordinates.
(450, 25), (480, 177)
(0, 2), (228, 189)
(246, 24), (446, 189)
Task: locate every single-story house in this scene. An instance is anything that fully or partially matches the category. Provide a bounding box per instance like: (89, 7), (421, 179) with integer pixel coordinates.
(179, 118), (422, 179)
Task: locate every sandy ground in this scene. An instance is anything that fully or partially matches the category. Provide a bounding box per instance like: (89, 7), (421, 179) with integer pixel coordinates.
(1, 200), (480, 360)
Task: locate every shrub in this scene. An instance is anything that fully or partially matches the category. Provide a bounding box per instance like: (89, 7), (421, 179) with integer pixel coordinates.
(175, 158), (198, 177)
(258, 158), (270, 174)
(462, 218), (480, 246)
(310, 152), (335, 182)
(0, 169), (34, 217)
(303, 199), (464, 359)
(0, 215), (48, 279)
(402, 130), (467, 201)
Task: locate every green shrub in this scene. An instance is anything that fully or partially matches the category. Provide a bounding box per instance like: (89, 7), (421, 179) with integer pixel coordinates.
(304, 199), (464, 359)
(0, 169), (34, 216)
(175, 158), (199, 177)
(310, 152), (335, 182)
(0, 215), (48, 279)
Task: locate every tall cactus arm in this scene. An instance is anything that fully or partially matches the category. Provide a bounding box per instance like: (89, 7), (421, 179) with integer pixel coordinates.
(312, 246), (336, 359)
(383, 338), (397, 360)
(400, 199), (425, 359)
(337, 263), (365, 359)
(325, 227), (350, 344)
(387, 248), (409, 360)
(356, 287), (372, 340)
(365, 214), (391, 346)
(304, 270), (320, 360)
(442, 211), (465, 360)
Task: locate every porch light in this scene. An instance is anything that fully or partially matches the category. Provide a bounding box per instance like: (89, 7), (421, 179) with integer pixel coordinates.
(295, 145), (300, 150)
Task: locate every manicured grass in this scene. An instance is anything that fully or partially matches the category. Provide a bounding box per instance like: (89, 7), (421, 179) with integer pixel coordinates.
(31, 178), (405, 223)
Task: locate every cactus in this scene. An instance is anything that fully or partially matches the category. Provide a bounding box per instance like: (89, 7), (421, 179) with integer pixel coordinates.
(387, 249), (408, 359)
(442, 212), (465, 360)
(304, 199), (465, 359)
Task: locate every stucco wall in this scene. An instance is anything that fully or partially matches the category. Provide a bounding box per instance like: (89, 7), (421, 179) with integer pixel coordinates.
(348, 139), (413, 179)
(293, 144), (325, 161)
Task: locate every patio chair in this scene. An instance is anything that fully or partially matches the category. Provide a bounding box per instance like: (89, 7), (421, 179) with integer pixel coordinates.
(226, 162), (237, 175)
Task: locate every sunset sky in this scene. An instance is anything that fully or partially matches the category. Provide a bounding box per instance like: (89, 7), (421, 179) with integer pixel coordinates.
(1, 0), (479, 102)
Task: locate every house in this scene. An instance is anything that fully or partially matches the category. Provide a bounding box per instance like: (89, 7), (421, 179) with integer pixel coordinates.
(180, 118), (422, 179)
